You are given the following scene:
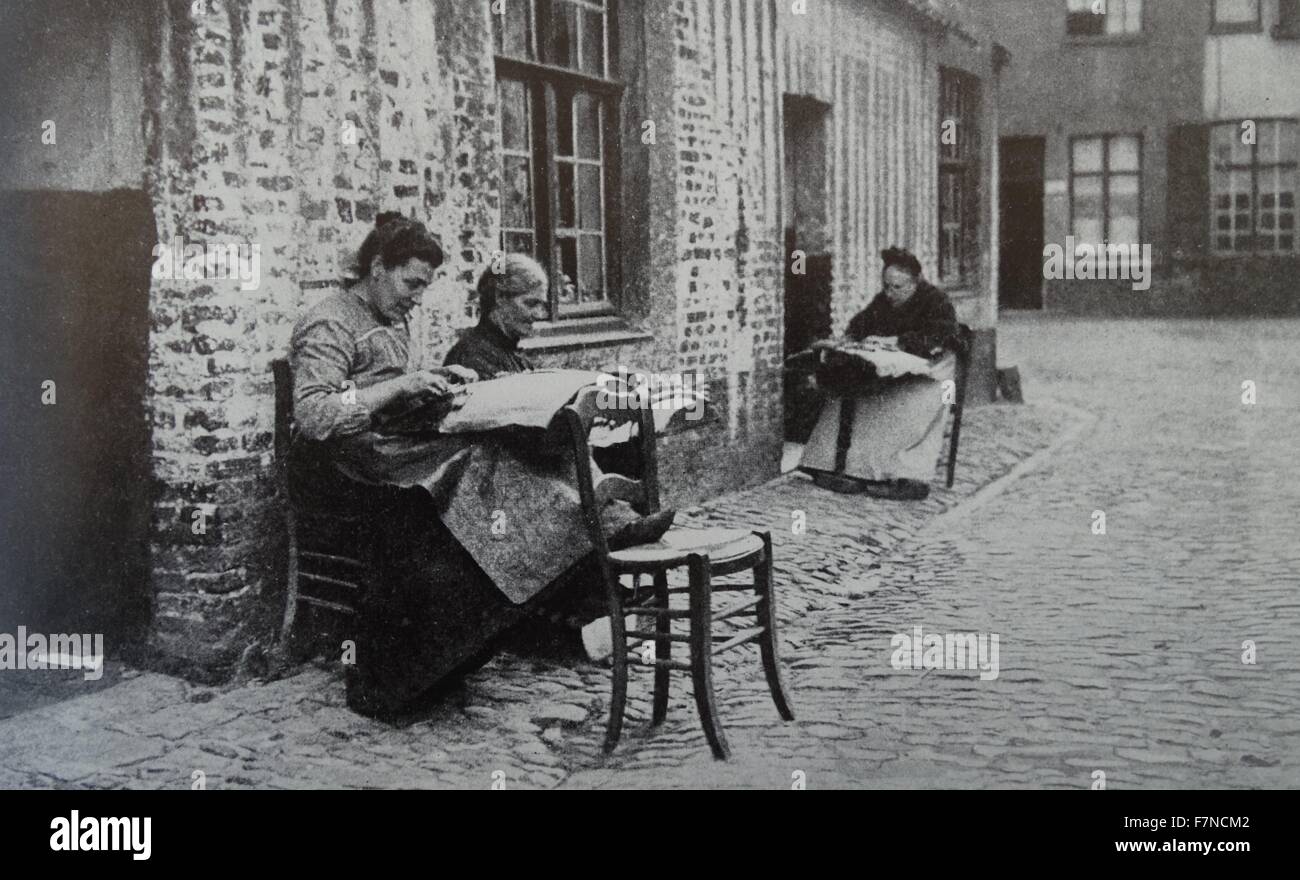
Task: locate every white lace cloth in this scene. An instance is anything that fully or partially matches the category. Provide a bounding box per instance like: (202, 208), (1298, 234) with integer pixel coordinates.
(822, 336), (938, 379)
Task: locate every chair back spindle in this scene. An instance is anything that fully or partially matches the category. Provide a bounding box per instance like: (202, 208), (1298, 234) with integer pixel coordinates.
(563, 383), (659, 561)
(272, 358), (294, 465)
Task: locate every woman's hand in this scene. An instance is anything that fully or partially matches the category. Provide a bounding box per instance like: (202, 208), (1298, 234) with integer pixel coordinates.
(403, 370), (453, 399)
(438, 365), (479, 384)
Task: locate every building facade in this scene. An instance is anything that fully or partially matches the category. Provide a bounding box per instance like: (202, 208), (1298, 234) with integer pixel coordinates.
(0, 0), (1001, 676)
(993, 0), (1300, 314)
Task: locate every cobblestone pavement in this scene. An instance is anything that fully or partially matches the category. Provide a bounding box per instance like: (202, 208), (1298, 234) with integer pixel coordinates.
(2, 317), (1296, 789)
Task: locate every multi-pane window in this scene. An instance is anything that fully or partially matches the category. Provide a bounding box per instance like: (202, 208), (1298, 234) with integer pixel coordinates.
(492, 0), (619, 318)
(1211, 120), (1298, 254)
(1070, 135), (1141, 245)
(938, 68), (980, 286)
(1066, 0), (1143, 36)
(1212, 0), (1261, 29)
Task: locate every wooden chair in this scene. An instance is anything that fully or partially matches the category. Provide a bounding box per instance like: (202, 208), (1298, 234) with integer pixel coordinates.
(272, 358), (370, 658)
(945, 323), (975, 489)
(561, 385), (795, 760)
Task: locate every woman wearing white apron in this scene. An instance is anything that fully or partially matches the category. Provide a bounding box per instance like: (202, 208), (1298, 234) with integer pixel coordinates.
(800, 247), (959, 501)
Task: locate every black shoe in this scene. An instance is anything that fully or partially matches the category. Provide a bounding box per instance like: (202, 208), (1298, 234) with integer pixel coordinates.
(809, 470), (871, 494)
(863, 479), (929, 501)
(607, 508), (677, 551)
(890, 479), (930, 500)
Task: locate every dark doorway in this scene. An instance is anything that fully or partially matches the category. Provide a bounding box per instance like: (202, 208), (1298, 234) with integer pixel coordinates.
(0, 190), (155, 645)
(782, 95), (833, 443)
(999, 136), (1046, 310)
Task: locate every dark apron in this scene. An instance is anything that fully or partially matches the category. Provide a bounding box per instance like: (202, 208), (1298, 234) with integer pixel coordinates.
(289, 435), (599, 717)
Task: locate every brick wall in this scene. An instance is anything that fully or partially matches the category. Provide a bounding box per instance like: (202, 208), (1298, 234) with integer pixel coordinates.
(144, 0), (508, 670)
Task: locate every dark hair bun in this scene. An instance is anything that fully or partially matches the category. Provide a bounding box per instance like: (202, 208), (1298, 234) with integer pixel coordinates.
(881, 246), (922, 278)
(345, 211), (445, 286)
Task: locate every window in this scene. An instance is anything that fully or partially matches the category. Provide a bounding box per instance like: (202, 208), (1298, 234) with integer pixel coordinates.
(1276, 0), (1300, 37)
(1211, 120), (1298, 254)
(492, 0), (621, 319)
(938, 68), (981, 286)
(1070, 134), (1142, 245)
(1212, 0), (1261, 32)
(1066, 0), (1143, 37)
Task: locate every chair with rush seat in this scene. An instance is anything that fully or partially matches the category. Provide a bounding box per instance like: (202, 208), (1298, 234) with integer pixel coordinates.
(272, 358), (558, 716)
(561, 385), (795, 760)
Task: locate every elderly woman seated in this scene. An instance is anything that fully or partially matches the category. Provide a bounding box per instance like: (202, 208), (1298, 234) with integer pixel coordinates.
(799, 246), (959, 501)
(287, 214), (670, 717)
(445, 254), (646, 482)
(443, 254), (547, 378)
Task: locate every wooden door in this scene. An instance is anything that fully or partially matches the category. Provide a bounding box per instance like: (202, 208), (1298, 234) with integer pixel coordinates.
(999, 136), (1046, 310)
(0, 189), (155, 643)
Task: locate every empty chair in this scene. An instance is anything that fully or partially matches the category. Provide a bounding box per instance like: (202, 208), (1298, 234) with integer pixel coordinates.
(561, 385), (795, 760)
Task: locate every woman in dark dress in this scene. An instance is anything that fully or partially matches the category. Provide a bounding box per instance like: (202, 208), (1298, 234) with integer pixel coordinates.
(444, 253), (546, 378)
(845, 247), (959, 359)
(444, 254), (647, 481)
(800, 247), (959, 500)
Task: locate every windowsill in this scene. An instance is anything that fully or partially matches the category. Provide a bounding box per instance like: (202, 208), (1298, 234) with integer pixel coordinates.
(1173, 251), (1300, 263)
(1210, 22), (1263, 35)
(519, 315), (654, 353)
(1207, 252), (1300, 258)
(1063, 33), (1148, 47)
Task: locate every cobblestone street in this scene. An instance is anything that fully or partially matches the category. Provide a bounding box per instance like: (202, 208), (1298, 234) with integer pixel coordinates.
(2, 317), (1297, 789)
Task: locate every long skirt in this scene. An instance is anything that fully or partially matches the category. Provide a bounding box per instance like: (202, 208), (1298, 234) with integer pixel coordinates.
(343, 488), (599, 718)
(289, 434), (604, 717)
(800, 354), (955, 482)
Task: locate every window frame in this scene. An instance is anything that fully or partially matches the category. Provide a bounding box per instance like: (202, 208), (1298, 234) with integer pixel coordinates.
(1068, 132), (1144, 246)
(1064, 0), (1146, 42)
(492, 0), (625, 322)
(1211, 0), (1263, 34)
(937, 66), (981, 288)
(1208, 117), (1299, 256)
(1274, 0), (1300, 38)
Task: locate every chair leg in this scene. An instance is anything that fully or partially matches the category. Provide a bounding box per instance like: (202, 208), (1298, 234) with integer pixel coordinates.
(687, 553), (729, 760)
(651, 569), (670, 726)
(945, 400), (963, 489)
(946, 353), (969, 489)
(278, 509), (303, 660)
(754, 532), (795, 721)
(834, 396), (856, 474)
(603, 579), (630, 754)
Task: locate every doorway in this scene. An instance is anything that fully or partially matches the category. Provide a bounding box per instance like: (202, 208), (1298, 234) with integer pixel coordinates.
(782, 95), (833, 453)
(999, 136), (1046, 310)
(0, 190), (155, 645)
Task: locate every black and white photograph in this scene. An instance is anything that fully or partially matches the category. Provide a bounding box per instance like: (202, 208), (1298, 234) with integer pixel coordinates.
(0, 0), (1296, 816)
